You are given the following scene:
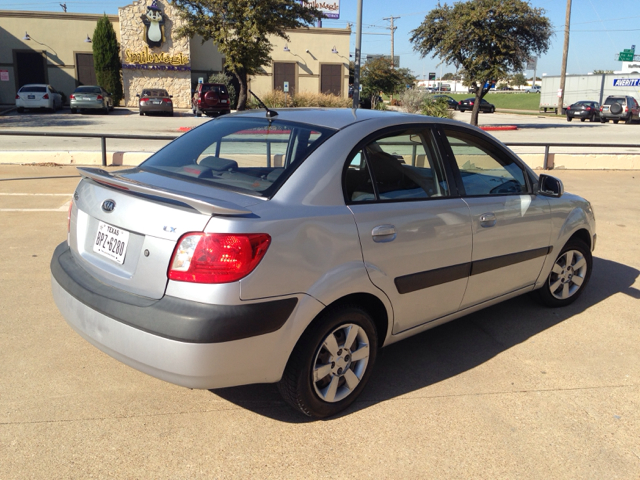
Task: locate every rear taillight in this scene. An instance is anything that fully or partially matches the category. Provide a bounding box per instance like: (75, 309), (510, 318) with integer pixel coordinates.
(197, 98), (202, 104)
(567, 106), (571, 110)
(168, 233), (271, 284)
(140, 97), (149, 102)
(43, 94), (49, 99)
(600, 106), (603, 112)
(15, 94), (20, 99)
(163, 98), (172, 103)
(69, 94), (75, 100)
(625, 106), (629, 113)
(97, 95), (103, 100)
(585, 107), (590, 111)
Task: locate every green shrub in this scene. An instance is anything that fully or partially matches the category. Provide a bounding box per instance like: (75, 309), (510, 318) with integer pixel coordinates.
(248, 91), (352, 109)
(421, 95), (455, 119)
(399, 89), (428, 113)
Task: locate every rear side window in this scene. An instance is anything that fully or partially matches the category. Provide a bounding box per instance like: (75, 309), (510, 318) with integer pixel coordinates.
(140, 117), (335, 197)
(20, 86), (46, 93)
(443, 129), (527, 196)
(345, 129), (450, 203)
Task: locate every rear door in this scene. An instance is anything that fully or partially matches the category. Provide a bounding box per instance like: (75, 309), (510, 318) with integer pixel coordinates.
(345, 126), (473, 334)
(440, 127), (552, 309)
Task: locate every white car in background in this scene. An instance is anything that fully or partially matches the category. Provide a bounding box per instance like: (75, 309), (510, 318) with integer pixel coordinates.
(525, 85), (541, 93)
(15, 84), (63, 112)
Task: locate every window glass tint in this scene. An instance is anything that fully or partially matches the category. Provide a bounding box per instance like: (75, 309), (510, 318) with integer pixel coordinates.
(75, 86), (102, 94)
(140, 117), (334, 197)
(444, 130), (527, 196)
(20, 86), (46, 93)
(345, 130), (450, 203)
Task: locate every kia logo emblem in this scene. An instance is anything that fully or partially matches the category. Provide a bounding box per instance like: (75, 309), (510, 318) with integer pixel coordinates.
(102, 200), (116, 212)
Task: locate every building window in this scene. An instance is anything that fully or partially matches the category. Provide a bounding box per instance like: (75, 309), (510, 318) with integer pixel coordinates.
(273, 62), (296, 94)
(76, 53), (96, 86)
(320, 64), (342, 96)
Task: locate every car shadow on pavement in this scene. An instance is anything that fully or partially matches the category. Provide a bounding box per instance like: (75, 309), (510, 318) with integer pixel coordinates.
(211, 257), (639, 422)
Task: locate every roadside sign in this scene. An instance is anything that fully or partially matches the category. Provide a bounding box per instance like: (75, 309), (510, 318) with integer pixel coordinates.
(428, 72), (436, 80)
(0, 70), (9, 82)
(527, 57), (537, 70)
(283, 81), (289, 93)
(198, 77), (204, 84)
(619, 53), (634, 61)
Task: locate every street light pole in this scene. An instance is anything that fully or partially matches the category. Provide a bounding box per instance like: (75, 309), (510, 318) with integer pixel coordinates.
(558, 0), (572, 114)
(352, 0), (363, 109)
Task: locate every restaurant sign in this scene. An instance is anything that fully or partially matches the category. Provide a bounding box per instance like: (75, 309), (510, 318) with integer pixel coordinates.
(122, 47), (190, 71)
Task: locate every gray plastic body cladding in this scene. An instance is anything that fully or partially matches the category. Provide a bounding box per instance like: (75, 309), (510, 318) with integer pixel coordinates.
(51, 242), (297, 344)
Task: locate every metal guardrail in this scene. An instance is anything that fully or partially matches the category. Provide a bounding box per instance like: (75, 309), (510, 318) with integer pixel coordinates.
(0, 131), (639, 170)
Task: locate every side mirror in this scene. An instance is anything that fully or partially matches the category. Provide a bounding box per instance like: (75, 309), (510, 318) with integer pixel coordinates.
(537, 174), (564, 198)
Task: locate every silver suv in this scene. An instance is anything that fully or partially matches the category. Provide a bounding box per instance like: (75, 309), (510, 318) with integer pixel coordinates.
(600, 95), (640, 124)
(51, 109), (596, 418)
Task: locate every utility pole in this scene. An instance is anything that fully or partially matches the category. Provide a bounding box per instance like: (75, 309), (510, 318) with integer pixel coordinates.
(352, 0), (363, 109)
(558, 0), (572, 114)
(383, 16), (399, 68)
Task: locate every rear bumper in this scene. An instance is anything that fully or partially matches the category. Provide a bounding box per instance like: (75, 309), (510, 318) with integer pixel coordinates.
(50, 242), (301, 389)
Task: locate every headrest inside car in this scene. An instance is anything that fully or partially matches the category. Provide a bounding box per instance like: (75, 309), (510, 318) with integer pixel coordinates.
(199, 156), (239, 171)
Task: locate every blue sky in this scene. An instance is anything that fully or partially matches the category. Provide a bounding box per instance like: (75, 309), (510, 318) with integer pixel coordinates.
(2, 0), (639, 78)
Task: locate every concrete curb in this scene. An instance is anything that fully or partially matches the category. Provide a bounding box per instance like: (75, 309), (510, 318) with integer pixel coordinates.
(1, 151), (640, 170)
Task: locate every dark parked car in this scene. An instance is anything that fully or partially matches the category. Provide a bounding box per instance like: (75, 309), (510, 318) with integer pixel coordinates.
(566, 101), (600, 122)
(192, 83), (231, 117)
(432, 95), (458, 110)
(599, 96), (640, 124)
(51, 109), (595, 419)
(137, 89), (173, 116)
(458, 98), (495, 113)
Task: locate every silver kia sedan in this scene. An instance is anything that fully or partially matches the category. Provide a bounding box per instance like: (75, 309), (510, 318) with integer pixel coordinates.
(51, 109), (596, 418)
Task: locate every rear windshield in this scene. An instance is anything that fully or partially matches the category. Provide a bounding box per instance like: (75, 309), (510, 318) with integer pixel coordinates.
(142, 89), (169, 97)
(20, 86), (46, 93)
(201, 85), (227, 95)
(139, 117), (335, 197)
(75, 86), (102, 94)
(605, 97), (624, 105)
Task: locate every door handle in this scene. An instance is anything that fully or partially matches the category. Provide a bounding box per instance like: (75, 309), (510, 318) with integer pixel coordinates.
(372, 224), (396, 242)
(479, 212), (497, 228)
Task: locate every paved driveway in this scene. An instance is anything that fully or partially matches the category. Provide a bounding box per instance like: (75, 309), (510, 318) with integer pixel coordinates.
(0, 166), (639, 478)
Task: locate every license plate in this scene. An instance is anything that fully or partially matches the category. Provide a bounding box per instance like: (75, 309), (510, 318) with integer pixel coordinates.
(28, 95), (35, 99)
(93, 221), (129, 264)
(83, 97), (91, 100)
(221, 100), (228, 103)
(153, 100), (162, 104)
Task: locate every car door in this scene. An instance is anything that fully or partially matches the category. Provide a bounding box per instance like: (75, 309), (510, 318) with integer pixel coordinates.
(345, 127), (473, 334)
(439, 127), (552, 309)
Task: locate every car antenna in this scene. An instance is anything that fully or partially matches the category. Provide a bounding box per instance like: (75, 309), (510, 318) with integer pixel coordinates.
(249, 90), (278, 119)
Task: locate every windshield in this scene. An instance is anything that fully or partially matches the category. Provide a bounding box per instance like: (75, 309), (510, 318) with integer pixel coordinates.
(139, 117), (336, 197)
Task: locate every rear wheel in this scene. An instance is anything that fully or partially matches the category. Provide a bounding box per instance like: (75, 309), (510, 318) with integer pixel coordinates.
(70, 108), (77, 114)
(566, 116), (572, 122)
(532, 239), (592, 308)
(580, 117), (586, 122)
(625, 116), (633, 124)
(278, 304), (378, 418)
(600, 118), (607, 123)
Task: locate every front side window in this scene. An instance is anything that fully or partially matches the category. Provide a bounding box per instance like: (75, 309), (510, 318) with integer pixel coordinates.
(345, 129), (450, 203)
(443, 129), (527, 196)
(140, 117), (335, 197)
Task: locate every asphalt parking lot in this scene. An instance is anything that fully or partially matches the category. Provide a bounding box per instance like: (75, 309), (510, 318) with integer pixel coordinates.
(0, 164), (638, 478)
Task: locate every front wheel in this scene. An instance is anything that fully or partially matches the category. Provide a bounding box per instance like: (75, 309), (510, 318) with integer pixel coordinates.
(532, 239), (592, 308)
(278, 305), (378, 418)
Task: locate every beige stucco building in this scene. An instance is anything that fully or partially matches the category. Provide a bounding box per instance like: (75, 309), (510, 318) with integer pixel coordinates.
(0, 1), (350, 108)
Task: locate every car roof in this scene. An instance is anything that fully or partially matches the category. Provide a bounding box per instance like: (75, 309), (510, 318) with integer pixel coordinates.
(225, 108), (450, 130)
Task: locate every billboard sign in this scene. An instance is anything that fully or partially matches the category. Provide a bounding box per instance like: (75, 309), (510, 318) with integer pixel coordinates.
(304, 0), (340, 19)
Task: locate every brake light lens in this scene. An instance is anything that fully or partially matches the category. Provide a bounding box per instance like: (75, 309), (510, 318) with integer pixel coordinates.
(140, 97), (149, 102)
(625, 106), (629, 113)
(43, 94), (49, 99)
(168, 233), (271, 283)
(600, 106), (603, 112)
(163, 98), (172, 103)
(97, 95), (103, 100)
(69, 94), (75, 100)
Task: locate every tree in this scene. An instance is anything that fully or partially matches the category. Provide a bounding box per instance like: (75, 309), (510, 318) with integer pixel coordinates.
(361, 57), (411, 108)
(172, 0), (321, 110)
(208, 71), (237, 109)
(410, 0), (552, 125)
(442, 72), (462, 81)
(512, 72), (528, 87)
(92, 14), (123, 105)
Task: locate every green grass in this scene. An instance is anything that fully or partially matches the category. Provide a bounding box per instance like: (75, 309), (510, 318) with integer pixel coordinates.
(448, 92), (541, 110)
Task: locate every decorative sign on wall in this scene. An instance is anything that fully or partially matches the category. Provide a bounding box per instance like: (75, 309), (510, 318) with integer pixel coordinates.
(141, 0), (165, 48)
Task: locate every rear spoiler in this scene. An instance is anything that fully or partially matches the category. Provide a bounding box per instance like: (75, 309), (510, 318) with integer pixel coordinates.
(77, 167), (253, 216)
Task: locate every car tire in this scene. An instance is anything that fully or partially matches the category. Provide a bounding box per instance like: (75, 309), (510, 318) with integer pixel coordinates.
(490, 107), (495, 113)
(600, 118), (607, 123)
(17, 107), (24, 113)
(566, 116), (572, 122)
(580, 117), (586, 122)
(278, 304), (378, 418)
(532, 239), (592, 308)
(70, 108), (77, 114)
(459, 109), (465, 113)
(625, 116), (632, 124)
